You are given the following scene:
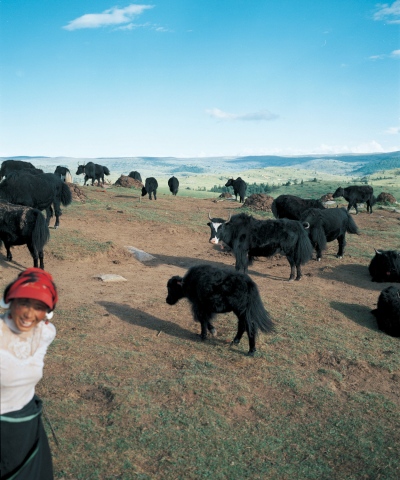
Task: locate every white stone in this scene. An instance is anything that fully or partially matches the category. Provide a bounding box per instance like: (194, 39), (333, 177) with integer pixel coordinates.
(93, 274), (127, 282)
(125, 246), (156, 262)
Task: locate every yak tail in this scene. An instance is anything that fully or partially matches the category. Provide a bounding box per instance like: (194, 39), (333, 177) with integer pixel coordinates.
(61, 182), (73, 206)
(309, 224), (327, 254)
(295, 226), (314, 265)
(271, 201), (279, 219)
(346, 213), (359, 235)
(245, 281), (275, 336)
(32, 211), (50, 253)
(103, 167), (110, 176)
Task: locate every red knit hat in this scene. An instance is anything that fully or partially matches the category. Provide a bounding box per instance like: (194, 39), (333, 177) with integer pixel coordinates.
(5, 268), (58, 310)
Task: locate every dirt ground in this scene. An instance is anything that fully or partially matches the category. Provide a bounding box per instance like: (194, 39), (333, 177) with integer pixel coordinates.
(1, 185), (400, 468)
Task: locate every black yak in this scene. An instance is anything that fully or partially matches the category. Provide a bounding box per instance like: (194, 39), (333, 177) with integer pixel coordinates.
(76, 162), (110, 186)
(272, 194), (325, 220)
(332, 185), (375, 214)
(300, 207), (359, 260)
(166, 264), (274, 356)
(225, 177), (247, 203)
(0, 202), (50, 269)
(141, 177), (158, 200)
(168, 176), (179, 196)
(368, 249), (400, 282)
(0, 159), (41, 181)
(128, 171), (142, 182)
(371, 286), (400, 337)
(0, 171), (72, 228)
(210, 212), (313, 281)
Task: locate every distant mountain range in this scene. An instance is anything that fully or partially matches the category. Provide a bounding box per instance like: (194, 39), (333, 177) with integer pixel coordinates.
(1, 151), (399, 179)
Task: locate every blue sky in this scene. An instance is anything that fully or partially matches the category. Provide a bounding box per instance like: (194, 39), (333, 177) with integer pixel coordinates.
(1, 0), (399, 158)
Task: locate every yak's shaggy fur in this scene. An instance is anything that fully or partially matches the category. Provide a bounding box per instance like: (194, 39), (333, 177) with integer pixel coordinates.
(0, 171), (72, 229)
(371, 286), (400, 337)
(166, 264), (274, 356)
(272, 194), (325, 220)
(168, 176), (179, 196)
(368, 249), (400, 283)
(301, 207), (359, 260)
(210, 212), (313, 281)
(0, 202), (50, 269)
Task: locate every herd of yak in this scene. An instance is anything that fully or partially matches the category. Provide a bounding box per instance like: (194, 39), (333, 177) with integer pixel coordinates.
(0, 161), (399, 354)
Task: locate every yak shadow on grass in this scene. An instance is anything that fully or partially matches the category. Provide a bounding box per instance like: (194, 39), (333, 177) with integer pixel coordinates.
(98, 301), (249, 355)
(330, 301), (379, 332)
(317, 262), (385, 292)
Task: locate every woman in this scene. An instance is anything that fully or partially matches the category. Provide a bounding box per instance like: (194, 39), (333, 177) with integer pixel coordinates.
(0, 267), (58, 480)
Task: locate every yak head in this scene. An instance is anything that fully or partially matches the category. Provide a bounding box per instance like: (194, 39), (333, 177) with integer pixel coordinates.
(207, 212), (232, 245)
(332, 187), (344, 198)
(76, 164), (86, 175)
(166, 276), (184, 305)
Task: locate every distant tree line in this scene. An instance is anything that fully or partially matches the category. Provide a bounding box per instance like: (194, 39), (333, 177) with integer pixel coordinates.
(209, 182), (280, 195)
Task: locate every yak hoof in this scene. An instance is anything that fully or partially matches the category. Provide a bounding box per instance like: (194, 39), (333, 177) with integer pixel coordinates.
(210, 328), (217, 337)
(317, 257), (321, 262)
(232, 338), (240, 345)
(247, 349), (256, 357)
(336, 255), (343, 259)
(295, 276), (302, 281)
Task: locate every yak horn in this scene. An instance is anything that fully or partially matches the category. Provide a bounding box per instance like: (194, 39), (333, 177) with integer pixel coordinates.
(225, 212), (232, 223)
(208, 211), (213, 221)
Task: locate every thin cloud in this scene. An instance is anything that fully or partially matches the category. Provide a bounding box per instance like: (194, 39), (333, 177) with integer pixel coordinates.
(385, 126), (400, 134)
(373, 0), (400, 24)
(369, 49), (400, 59)
(206, 108), (279, 122)
(63, 4), (154, 31)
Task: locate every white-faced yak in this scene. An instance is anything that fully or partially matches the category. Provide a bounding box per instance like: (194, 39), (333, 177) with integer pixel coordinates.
(209, 212), (313, 281)
(166, 264), (274, 356)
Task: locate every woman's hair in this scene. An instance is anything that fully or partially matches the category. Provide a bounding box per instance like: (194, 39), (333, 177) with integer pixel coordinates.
(4, 268), (58, 311)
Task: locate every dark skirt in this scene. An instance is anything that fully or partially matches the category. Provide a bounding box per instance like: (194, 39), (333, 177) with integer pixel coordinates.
(0, 395), (53, 480)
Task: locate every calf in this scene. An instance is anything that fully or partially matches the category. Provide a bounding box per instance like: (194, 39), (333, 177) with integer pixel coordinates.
(225, 177), (247, 203)
(301, 207), (359, 260)
(210, 212), (313, 281)
(368, 249), (400, 282)
(0, 202), (50, 269)
(371, 286), (400, 337)
(141, 177), (158, 200)
(332, 185), (375, 214)
(166, 264), (274, 356)
(272, 194), (325, 220)
(168, 176), (179, 196)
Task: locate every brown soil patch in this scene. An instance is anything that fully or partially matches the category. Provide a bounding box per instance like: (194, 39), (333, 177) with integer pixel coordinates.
(67, 182), (87, 202)
(114, 175), (143, 189)
(377, 192), (397, 203)
(242, 193), (274, 211)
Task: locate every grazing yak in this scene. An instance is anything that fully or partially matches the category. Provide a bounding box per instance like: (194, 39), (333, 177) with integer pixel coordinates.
(209, 212), (313, 281)
(0, 159), (43, 181)
(166, 264), (274, 356)
(0, 171), (72, 228)
(332, 185), (375, 214)
(76, 162), (110, 186)
(128, 171), (142, 182)
(168, 176), (179, 196)
(54, 166), (72, 182)
(371, 286), (400, 337)
(0, 202), (50, 269)
(272, 194), (325, 220)
(141, 177), (158, 200)
(225, 177), (247, 203)
(368, 249), (400, 282)
(300, 207), (359, 261)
